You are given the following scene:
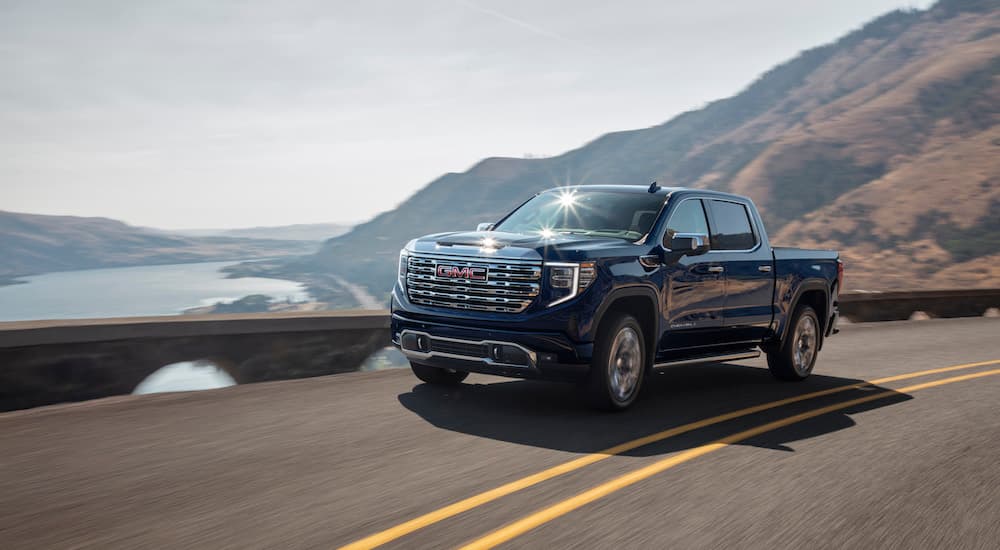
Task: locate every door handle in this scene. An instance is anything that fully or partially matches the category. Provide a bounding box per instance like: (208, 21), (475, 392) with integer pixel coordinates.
(758, 265), (772, 273)
(707, 266), (724, 273)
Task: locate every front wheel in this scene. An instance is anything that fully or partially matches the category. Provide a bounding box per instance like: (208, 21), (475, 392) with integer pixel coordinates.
(586, 313), (647, 411)
(767, 305), (821, 381)
(410, 362), (469, 385)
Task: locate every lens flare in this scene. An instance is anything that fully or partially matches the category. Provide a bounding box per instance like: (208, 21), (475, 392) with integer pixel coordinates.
(480, 236), (498, 253)
(556, 190), (577, 208)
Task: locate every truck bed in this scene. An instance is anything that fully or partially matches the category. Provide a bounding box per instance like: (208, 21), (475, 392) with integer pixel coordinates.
(772, 246), (839, 261)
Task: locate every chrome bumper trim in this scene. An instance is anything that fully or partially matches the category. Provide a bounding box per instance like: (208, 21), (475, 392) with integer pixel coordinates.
(398, 329), (537, 369)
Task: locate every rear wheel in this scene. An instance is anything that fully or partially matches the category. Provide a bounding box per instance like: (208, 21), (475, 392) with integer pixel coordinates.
(410, 362), (469, 385)
(767, 305), (821, 381)
(586, 313), (647, 411)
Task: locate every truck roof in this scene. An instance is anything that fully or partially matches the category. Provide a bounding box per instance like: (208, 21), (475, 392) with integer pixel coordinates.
(546, 184), (751, 202)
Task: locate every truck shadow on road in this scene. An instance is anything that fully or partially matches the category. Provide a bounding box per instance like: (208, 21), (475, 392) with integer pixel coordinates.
(397, 363), (912, 457)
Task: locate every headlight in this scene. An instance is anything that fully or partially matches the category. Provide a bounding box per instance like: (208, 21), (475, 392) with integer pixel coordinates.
(546, 261), (596, 306)
(398, 249), (408, 285)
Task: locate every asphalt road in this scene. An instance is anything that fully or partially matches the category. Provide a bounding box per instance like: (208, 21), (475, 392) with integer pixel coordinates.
(1, 317), (998, 549)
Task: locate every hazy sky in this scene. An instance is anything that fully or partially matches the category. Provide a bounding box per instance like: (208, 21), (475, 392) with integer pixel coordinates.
(1, 0), (933, 229)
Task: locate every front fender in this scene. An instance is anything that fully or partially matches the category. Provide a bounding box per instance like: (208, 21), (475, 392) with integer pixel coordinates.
(589, 284), (661, 343)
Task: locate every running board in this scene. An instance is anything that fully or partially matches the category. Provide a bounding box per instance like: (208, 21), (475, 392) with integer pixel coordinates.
(653, 350), (761, 369)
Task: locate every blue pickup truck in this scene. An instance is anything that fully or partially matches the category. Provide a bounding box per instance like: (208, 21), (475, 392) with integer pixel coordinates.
(391, 184), (842, 410)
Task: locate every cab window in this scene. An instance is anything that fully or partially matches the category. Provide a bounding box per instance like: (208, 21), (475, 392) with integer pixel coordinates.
(662, 199), (709, 246)
(707, 200), (756, 250)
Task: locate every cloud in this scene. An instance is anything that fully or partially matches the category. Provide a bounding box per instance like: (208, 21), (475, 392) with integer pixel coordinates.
(455, 0), (592, 51)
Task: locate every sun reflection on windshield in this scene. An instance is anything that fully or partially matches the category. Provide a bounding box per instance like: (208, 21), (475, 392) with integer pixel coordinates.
(555, 189), (578, 209)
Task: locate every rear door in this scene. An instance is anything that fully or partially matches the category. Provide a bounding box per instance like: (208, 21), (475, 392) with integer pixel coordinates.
(657, 198), (728, 356)
(705, 199), (774, 343)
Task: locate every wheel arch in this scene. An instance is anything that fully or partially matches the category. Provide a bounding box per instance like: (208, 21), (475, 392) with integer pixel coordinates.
(777, 280), (831, 348)
(592, 286), (660, 366)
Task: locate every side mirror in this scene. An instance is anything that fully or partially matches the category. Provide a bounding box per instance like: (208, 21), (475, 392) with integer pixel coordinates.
(476, 222), (495, 232)
(668, 233), (710, 256)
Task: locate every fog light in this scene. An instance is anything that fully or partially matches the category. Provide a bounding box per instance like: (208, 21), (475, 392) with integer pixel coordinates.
(501, 346), (528, 365)
(490, 344), (529, 366)
(401, 333), (430, 353)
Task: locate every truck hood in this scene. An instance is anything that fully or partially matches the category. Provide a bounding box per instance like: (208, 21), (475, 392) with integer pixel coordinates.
(408, 231), (633, 262)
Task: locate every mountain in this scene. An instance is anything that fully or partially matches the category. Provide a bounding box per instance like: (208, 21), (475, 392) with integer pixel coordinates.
(171, 222), (355, 242)
(0, 210), (318, 283)
(290, 0), (1000, 296)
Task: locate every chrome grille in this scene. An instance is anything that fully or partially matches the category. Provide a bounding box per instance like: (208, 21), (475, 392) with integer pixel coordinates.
(406, 254), (541, 313)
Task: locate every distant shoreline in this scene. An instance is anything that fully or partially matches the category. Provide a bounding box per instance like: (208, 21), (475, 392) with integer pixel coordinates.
(0, 255), (302, 289)
(222, 259), (370, 310)
(0, 260), (314, 322)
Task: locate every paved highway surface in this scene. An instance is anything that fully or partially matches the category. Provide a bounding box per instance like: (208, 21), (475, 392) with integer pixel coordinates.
(1, 317), (998, 549)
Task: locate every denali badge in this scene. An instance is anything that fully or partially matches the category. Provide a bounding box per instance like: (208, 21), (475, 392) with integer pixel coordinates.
(437, 264), (488, 280)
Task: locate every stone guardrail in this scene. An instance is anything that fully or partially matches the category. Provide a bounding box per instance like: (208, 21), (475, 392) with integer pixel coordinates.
(839, 288), (1000, 322)
(0, 311), (390, 412)
(1, 289), (997, 412)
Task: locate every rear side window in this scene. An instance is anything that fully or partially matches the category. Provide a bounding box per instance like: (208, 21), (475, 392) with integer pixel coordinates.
(662, 199), (709, 246)
(707, 200), (756, 250)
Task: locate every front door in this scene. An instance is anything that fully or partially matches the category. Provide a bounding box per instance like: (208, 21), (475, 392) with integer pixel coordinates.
(656, 198), (727, 357)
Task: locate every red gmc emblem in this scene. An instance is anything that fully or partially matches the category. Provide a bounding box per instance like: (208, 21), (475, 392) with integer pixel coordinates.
(437, 264), (488, 280)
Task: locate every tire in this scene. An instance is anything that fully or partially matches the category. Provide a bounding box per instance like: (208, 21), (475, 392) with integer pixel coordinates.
(586, 313), (647, 411)
(410, 362), (469, 385)
(767, 305), (821, 381)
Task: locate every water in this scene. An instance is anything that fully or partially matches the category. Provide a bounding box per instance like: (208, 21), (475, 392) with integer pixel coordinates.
(0, 260), (309, 393)
(0, 261), (307, 321)
(133, 361), (238, 395)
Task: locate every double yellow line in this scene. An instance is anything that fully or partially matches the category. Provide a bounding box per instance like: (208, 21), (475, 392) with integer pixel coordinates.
(341, 359), (1000, 550)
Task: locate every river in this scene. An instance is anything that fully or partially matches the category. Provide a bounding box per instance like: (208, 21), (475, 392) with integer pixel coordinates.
(0, 260), (308, 321)
(0, 260), (310, 394)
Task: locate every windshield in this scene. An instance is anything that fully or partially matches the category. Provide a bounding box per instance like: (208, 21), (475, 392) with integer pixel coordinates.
(493, 189), (665, 240)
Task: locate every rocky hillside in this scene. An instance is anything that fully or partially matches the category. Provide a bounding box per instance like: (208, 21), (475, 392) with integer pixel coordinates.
(0, 210), (316, 283)
(310, 0), (998, 295)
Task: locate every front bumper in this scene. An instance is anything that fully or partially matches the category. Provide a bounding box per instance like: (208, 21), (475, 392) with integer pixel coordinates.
(391, 312), (593, 381)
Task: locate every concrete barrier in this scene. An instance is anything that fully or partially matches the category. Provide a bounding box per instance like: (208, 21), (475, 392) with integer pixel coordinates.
(839, 289), (1000, 322)
(0, 311), (389, 411)
(1, 288), (997, 412)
